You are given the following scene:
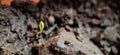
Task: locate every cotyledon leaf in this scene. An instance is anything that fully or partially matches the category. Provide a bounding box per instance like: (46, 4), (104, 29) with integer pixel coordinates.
(39, 21), (44, 33)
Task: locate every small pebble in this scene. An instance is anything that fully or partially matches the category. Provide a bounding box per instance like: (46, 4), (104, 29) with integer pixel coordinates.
(48, 15), (55, 25)
(68, 19), (74, 25)
(91, 18), (100, 25)
(65, 25), (72, 32)
(111, 46), (118, 55)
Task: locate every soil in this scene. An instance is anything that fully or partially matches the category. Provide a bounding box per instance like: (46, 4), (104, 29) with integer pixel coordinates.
(0, 0), (120, 55)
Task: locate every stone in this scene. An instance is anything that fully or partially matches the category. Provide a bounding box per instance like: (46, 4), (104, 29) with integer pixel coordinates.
(48, 15), (55, 25)
(32, 28), (103, 55)
(103, 26), (119, 42)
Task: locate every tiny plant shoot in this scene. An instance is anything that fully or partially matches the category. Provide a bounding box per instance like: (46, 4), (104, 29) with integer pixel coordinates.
(36, 21), (44, 37)
(39, 21), (44, 33)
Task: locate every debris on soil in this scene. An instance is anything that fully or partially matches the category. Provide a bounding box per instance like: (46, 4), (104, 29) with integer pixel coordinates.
(32, 28), (103, 55)
(103, 25), (119, 42)
(0, 0), (120, 55)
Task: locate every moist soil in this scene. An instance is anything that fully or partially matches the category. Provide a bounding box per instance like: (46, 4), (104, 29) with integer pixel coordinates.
(0, 0), (120, 55)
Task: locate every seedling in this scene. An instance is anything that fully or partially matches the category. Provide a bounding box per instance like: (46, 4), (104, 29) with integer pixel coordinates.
(39, 21), (44, 33)
(36, 21), (44, 37)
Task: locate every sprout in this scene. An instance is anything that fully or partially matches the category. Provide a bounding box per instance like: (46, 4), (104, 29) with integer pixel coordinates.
(39, 21), (44, 33)
(36, 21), (44, 37)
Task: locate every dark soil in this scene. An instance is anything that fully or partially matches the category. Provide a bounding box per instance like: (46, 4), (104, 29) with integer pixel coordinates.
(0, 0), (120, 55)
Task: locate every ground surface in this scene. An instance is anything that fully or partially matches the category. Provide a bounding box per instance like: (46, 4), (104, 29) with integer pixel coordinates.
(0, 0), (120, 55)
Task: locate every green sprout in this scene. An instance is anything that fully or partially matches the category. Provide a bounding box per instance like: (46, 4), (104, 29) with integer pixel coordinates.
(39, 21), (44, 33)
(36, 21), (44, 37)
